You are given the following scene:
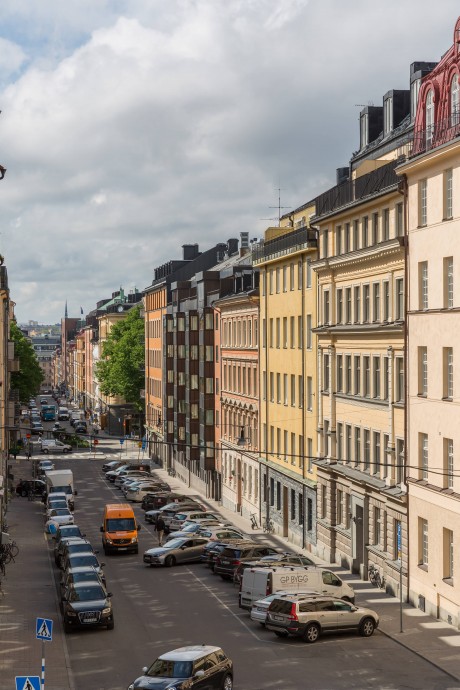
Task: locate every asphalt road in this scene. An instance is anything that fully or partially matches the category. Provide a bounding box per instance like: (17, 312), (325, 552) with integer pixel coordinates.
(41, 456), (457, 690)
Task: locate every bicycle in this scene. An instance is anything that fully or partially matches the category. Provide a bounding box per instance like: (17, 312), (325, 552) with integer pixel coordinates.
(368, 563), (382, 588)
(250, 513), (259, 530)
(262, 518), (274, 534)
(167, 468), (176, 477)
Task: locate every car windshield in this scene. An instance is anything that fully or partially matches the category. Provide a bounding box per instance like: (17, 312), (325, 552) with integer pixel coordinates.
(106, 518), (136, 532)
(70, 555), (98, 567)
(182, 524), (200, 532)
(69, 585), (105, 602)
(52, 509), (71, 516)
(68, 543), (91, 553)
(163, 539), (186, 549)
(58, 527), (81, 539)
(49, 502), (68, 510)
(147, 659), (193, 679)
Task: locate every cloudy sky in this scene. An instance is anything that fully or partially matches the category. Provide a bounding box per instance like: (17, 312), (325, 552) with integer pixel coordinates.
(1, 0), (458, 323)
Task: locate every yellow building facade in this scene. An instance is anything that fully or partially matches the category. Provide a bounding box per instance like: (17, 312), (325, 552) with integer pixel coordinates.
(254, 205), (319, 550)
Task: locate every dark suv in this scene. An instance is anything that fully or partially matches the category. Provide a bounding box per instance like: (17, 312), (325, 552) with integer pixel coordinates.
(214, 544), (280, 580)
(62, 581), (114, 633)
(128, 645), (233, 690)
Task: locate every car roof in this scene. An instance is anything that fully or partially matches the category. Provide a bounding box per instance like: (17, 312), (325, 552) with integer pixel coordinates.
(160, 646), (221, 662)
(66, 565), (100, 574)
(272, 593), (336, 603)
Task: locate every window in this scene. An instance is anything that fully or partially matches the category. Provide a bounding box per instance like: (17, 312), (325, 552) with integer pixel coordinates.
(373, 357), (380, 398)
(443, 347), (453, 399)
(418, 346), (428, 396)
(383, 357), (389, 400)
(345, 425), (352, 462)
(444, 437), (454, 490)
(276, 373), (281, 403)
(362, 216), (369, 247)
(283, 317), (288, 348)
(291, 433), (296, 465)
(298, 316), (303, 349)
(323, 291), (330, 324)
(306, 259), (311, 288)
(276, 268), (280, 293)
(363, 284), (370, 322)
(283, 373), (288, 405)
(345, 355), (352, 394)
(353, 220), (359, 250)
(306, 315), (312, 349)
(299, 375), (304, 409)
(395, 278), (404, 320)
(291, 488), (296, 520)
(290, 316), (295, 348)
(306, 376), (311, 410)
(337, 423), (343, 461)
(374, 507), (381, 546)
(419, 178), (428, 226)
(323, 230), (329, 258)
(354, 355), (361, 396)
(444, 169), (453, 220)
(269, 318), (273, 348)
(419, 261), (428, 310)
(396, 202), (404, 236)
(269, 372), (274, 402)
(336, 289), (343, 324)
(321, 484), (327, 519)
(298, 261), (303, 290)
(451, 73), (459, 126)
(373, 283), (380, 322)
(354, 427), (361, 466)
(337, 355), (343, 392)
(363, 356), (370, 397)
(290, 374), (296, 406)
(373, 431), (381, 475)
(336, 490), (343, 525)
(336, 225), (342, 255)
(344, 223), (350, 252)
(444, 257), (454, 309)
(290, 263), (295, 290)
(419, 517), (428, 567)
(443, 528), (454, 580)
(383, 281), (390, 321)
(411, 77), (421, 120)
(426, 89), (434, 148)
(283, 266), (287, 292)
(382, 208), (390, 240)
(396, 357), (404, 402)
(345, 288), (352, 323)
(283, 430), (288, 461)
(323, 354), (330, 392)
(360, 112), (368, 148)
(372, 212), (379, 244)
(419, 432), (428, 480)
(276, 318), (280, 348)
(364, 429), (370, 470)
(354, 285), (360, 323)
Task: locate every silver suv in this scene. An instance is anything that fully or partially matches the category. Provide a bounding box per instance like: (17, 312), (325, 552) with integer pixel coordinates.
(265, 594), (379, 643)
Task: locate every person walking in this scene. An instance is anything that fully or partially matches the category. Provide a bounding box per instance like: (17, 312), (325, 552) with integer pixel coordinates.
(155, 515), (166, 547)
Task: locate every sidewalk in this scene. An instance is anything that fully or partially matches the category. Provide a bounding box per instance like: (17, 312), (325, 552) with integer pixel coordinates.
(152, 463), (460, 685)
(0, 493), (74, 690)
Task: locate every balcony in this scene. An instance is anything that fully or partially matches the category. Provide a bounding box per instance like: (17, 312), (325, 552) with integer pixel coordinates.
(313, 160), (400, 220)
(411, 112), (460, 157)
(252, 227), (317, 265)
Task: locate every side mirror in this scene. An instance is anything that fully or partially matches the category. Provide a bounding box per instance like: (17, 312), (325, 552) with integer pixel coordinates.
(180, 545), (187, 550)
(107, 592), (113, 598)
(94, 550), (100, 554)
(194, 670), (205, 678)
(142, 667), (148, 674)
(101, 563), (106, 567)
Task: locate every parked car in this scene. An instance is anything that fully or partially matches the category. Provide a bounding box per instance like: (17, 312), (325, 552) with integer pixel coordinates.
(31, 422), (44, 434)
(233, 552), (317, 585)
(265, 594), (379, 642)
(124, 483), (168, 502)
(250, 591), (317, 625)
(201, 540), (256, 571)
(114, 471), (151, 488)
(46, 501), (69, 517)
(196, 526), (246, 542)
(102, 460), (125, 473)
(53, 529), (87, 564)
(57, 407), (70, 421)
(15, 478), (46, 498)
(62, 581), (114, 632)
(41, 439), (72, 454)
(168, 510), (222, 532)
(38, 459), (55, 473)
(74, 422), (88, 434)
(143, 537), (209, 567)
(144, 501), (203, 525)
(60, 565), (106, 597)
(128, 645), (233, 690)
(141, 492), (190, 512)
(214, 544), (281, 580)
(57, 539), (96, 569)
(46, 507), (74, 525)
(62, 552), (105, 579)
(163, 521), (227, 542)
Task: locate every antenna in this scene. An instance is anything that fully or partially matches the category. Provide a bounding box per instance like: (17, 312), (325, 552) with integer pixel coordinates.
(261, 187), (291, 227)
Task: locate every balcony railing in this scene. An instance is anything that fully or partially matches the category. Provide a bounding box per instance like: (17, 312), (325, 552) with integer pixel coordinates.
(252, 227), (317, 265)
(314, 160), (400, 219)
(411, 112), (460, 157)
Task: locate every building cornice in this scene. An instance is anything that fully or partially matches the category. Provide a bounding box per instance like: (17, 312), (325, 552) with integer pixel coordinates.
(312, 239), (403, 272)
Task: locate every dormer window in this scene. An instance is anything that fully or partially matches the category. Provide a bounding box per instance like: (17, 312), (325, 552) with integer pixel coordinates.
(411, 78), (421, 121)
(451, 73), (459, 126)
(384, 96), (393, 135)
(426, 89), (434, 148)
(360, 113), (369, 149)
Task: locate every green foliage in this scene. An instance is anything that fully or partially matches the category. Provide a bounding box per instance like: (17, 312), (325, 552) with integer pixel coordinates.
(96, 304), (145, 411)
(10, 321), (44, 401)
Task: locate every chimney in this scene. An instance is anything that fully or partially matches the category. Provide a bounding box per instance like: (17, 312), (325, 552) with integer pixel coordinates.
(227, 238), (239, 256)
(240, 232), (250, 256)
(182, 244), (199, 261)
(336, 167), (349, 185)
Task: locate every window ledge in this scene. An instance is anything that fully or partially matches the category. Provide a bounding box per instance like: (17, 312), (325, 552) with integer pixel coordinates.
(417, 393), (427, 398)
(418, 564), (428, 572)
(442, 397), (453, 402)
(442, 577), (454, 587)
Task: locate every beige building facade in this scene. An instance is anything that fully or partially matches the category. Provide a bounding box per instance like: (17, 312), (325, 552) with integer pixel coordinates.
(398, 19), (460, 625)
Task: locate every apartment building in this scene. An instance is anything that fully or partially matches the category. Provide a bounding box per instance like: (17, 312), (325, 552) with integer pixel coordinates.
(311, 63), (435, 594)
(253, 210), (318, 549)
(214, 235), (260, 518)
(397, 18), (460, 624)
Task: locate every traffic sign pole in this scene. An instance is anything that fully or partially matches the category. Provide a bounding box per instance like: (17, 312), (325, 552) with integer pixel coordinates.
(41, 639), (45, 689)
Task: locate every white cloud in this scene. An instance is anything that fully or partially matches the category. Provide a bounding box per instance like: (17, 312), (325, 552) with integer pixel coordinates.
(0, 0), (458, 322)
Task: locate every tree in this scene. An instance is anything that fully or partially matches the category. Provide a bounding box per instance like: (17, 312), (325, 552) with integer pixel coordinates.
(96, 304), (145, 411)
(10, 321), (44, 401)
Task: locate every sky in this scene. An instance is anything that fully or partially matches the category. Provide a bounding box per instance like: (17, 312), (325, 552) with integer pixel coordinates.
(1, 1), (459, 323)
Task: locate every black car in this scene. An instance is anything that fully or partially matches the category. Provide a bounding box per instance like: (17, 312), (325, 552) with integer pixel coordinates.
(62, 582), (114, 632)
(15, 478), (46, 498)
(60, 565), (107, 592)
(201, 539), (255, 571)
(214, 544), (280, 580)
(141, 492), (188, 512)
(74, 422), (88, 434)
(128, 645), (233, 690)
(56, 539), (96, 569)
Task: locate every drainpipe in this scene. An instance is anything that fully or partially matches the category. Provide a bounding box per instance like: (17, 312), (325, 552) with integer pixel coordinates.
(301, 252), (306, 549)
(399, 172), (409, 603)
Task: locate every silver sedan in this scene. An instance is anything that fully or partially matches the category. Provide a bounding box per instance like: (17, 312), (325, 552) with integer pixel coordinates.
(143, 537), (209, 567)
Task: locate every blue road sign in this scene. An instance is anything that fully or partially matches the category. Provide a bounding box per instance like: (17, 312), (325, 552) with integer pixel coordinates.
(119, 439), (124, 445)
(15, 677), (40, 690)
(36, 617), (53, 641)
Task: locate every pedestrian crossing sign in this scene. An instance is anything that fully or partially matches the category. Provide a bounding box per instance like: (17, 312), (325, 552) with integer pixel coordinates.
(15, 677), (40, 690)
(36, 617), (53, 641)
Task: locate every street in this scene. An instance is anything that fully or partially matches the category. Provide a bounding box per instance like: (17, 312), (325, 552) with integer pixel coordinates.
(28, 455), (457, 690)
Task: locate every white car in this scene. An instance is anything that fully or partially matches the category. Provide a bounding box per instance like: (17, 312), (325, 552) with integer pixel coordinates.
(41, 439), (72, 454)
(124, 483), (162, 501)
(38, 459), (55, 472)
(45, 508), (74, 532)
(114, 471), (151, 488)
(169, 510), (222, 532)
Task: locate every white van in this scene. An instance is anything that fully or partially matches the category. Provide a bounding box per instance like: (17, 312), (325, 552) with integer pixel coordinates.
(239, 566), (355, 610)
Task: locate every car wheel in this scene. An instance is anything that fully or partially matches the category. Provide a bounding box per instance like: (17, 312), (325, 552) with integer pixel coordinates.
(222, 674), (233, 690)
(303, 623), (320, 643)
(274, 631), (288, 638)
(359, 617), (375, 637)
(63, 449), (69, 453)
(107, 618), (115, 630)
(21, 490), (27, 497)
(43, 449), (49, 454)
(165, 555), (176, 567)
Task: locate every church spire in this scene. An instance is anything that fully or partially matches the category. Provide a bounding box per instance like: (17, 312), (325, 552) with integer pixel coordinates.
(65, 300), (68, 318)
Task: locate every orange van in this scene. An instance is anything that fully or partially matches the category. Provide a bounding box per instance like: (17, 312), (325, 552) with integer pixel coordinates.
(100, 503), (141, 555)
